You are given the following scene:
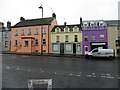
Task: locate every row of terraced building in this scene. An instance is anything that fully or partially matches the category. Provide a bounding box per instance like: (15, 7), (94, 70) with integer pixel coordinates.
(1, 13), (120, 56)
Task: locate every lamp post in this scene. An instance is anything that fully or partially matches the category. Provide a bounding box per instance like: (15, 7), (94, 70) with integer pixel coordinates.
(39, 5), (43, 55)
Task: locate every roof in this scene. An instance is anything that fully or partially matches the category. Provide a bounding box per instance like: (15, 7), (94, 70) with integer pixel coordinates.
(12, 17), (55, 28)
(51, 24), (81, 32)
(105, 20), (120, 26)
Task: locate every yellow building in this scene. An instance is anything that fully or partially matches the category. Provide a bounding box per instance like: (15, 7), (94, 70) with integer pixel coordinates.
(51, 24), (82, 55)
(106, 20), (119, 56)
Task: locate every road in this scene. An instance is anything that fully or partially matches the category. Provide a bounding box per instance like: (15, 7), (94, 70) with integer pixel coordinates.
(2, 54), (120, 89)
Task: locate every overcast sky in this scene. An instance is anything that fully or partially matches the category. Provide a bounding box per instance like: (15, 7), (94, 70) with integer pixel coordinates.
(0, 0), (119, 26)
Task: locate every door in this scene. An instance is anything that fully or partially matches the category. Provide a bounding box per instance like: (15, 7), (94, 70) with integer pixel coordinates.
(60, 43), (64, 54)
(84, 46), (88, 55)
(73, 43), (76, 54)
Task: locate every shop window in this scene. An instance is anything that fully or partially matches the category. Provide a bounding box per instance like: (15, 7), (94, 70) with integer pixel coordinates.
(52, 43), (59, 52)
(43, 50), (46, 53)
(77, 43), (81, 52)
(65, 43), (72, 52)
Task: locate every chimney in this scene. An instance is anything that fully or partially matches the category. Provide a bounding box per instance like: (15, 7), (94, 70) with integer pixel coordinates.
(64, 22), (67, 26)
(52, 13), (56, 18)
(80, 17), (82, 29)
(20, 17), (25, 22)
(7, 21), (11, 28)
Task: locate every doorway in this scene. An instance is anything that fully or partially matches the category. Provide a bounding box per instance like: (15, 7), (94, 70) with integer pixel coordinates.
(73, 43), (76, 54)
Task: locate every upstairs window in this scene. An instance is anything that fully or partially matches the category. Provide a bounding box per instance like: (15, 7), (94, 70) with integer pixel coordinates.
(74, 35), (78, 42)
(15, 30), (18, 36)
(21, 29), (24, 36)
(56, 27), (60, 33)
(5, 32), (8, 38)
(74, 26), (78, 32)
(42, 28), (46, 34)
(35, 28), (39, 35)
(65, 35), (69, 42)
(100, 34), (104, 40)
(43, 39), (46, 45)
(84, 34), (88, 41)
(64, 26), (69, 32)
(5, 41), (8, 47)
(56, 36), (60, 42)
(35, 39), (38, 46)
(91, 34), (95, 41)
(15, 40), (18, 46)
(28, 29), (31, 35)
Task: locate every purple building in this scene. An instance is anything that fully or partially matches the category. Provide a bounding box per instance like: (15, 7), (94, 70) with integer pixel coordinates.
(82, 20), (108, 55)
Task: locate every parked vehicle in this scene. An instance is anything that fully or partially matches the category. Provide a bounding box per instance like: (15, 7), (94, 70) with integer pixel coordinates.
(85, 48), (115, 60)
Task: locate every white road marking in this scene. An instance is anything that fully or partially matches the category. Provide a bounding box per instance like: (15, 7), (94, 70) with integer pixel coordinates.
(54, 72), (57, 74)
(118, 77), (120, 79)
(6, 67), (10, 69)
(86, 75), (92, 77)
(76, 74), (81, 77)
(70, 73), (72, 76)
(28, 69), (31, 72)
(41, 71), (44, 73)
(16, 66), (21, 71)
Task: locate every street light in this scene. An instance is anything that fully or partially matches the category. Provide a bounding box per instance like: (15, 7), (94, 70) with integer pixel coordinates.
(39, 4), (43, 55)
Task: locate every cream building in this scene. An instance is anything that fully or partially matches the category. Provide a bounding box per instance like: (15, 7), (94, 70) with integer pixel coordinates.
(51, 24), (82, 55)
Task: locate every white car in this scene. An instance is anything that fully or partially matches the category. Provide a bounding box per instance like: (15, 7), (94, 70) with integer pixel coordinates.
(86, 48), (115, 60)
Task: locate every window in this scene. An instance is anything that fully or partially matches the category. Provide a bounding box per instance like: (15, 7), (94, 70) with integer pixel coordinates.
(28, 29), (31, 35)
(74, 26), (77, 32)
(35, 39), (38, 46)
(35, 28), (39, 35)
(43, 39), (46, 45)
(42, 28), (46, 34)
(56, 27), (59, 33)
(21, 30), (24, 35)
(84, 35), (88, 41)
(65, 35), (69, 42)
(92, 49), (98, 53)
(56, 36), (60, 42)
(65, 43), (72, 52)
(43, 50), (46, 53)
(15, 30), (18, 36)
(52, 43), (59, 52)
(5, 32), (8, 38)
(74, 35), (78, 42)
(77, 43), (81, 52)
(25, 41), (28, 47)
(5, 41), (8, 47)
(70, 28), (73, 32)
(65, 27), (68, 32)
(15, 40), (18, 46)
(100, 34), (104, 40)
(91, 34), (95, 41)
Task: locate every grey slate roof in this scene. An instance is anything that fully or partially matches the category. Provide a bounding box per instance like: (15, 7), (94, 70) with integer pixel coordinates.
(105, 20), (120, 26)
(51, 24), (81, 32)
(12, 17), (55, 28)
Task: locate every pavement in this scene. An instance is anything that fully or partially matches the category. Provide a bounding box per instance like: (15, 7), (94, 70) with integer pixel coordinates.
(2, 51), (120, 60)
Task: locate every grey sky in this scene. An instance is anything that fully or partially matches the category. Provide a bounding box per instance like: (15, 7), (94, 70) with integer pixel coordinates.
(0, 0), (119, 26)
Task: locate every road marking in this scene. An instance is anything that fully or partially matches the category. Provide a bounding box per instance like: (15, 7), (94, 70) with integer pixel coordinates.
(28, 69), (31, 72)
(70, 73), (72, 76)
(76, 74), (81, 77)
(11, 56), (16, 58)
(6, 67), (10, 69)
(54, 72), (57, 74)
(22, 55), (29, 57)
(118, 77), (120, 80)
(16, 66), (21, 71)
(41, 71), (44, 73)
